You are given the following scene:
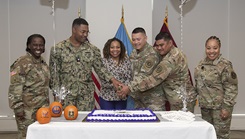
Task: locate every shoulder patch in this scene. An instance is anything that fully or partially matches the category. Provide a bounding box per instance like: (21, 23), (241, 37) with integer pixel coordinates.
(145, 59), (154, 69)
(155, 65), (163, 73)
(141, 58), (157, 73)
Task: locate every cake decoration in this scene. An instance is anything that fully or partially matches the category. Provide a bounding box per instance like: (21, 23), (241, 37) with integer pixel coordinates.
(86, 109), (158, 122)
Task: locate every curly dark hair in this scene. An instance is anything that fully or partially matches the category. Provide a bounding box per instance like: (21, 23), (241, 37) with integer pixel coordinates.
(103, 37), (127, 64)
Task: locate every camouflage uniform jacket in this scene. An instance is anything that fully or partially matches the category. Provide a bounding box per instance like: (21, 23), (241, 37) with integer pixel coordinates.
(128, 43), (162, 98)
(194, 55), (238, 110)
(8, 52), (50, 113)
(129, 46), (196, 103)
(49, 39), (113, 96)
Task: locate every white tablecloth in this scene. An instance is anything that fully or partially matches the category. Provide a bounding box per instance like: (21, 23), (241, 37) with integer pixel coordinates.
(26, 111), (217, 139)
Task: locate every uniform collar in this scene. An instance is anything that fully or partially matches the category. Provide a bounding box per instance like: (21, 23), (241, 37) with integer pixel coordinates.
(135, 43), (151, 56)
(27, 52), (44, 64)
(203, 54), (222, 65)
(66, 38), (90, 51)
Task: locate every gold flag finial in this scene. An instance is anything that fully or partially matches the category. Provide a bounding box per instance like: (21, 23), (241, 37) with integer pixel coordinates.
(121, 5), (124, 22)
(165, 6), (168, 17)
(78, 7), (81, 18)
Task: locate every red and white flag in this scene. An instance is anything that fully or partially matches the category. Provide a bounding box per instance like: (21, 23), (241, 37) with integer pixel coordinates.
(92, 69), (101, 109)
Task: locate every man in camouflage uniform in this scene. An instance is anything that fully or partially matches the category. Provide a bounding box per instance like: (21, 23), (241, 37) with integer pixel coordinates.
(119, 32), (197, 112)
(122, 27), (165, 111)
(49, 18), (119, 111)
(8, 34), (50, 139)
(194, 36), (238, 139)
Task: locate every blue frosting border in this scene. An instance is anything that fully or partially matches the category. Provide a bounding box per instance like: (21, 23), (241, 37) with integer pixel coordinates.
(86, 109), (158, 122)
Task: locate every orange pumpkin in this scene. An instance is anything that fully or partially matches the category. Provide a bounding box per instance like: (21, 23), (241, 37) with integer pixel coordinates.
(50, 101), (63, 117)
(64, 105), (78, 120)
(36, 107), (51, 124)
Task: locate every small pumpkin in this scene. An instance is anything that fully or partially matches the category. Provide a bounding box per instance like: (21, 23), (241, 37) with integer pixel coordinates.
(64, 105), (78, 120)
(36, 107), (51, 124)
(50, 101), (63, 117)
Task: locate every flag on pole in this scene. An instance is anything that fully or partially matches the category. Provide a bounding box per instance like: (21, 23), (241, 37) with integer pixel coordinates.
(115, 6), (134, 109)
(156, 7), (194, 110)
(159, 16), (178, 48)
(115, 6), (133, 56)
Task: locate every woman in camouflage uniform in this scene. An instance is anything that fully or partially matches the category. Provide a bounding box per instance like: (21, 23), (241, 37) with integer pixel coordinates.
(8, 34), (50, 139)
(194, 36), (238, 139)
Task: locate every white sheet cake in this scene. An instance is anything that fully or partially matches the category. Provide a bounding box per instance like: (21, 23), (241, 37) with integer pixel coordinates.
(86, 109), (157, 122)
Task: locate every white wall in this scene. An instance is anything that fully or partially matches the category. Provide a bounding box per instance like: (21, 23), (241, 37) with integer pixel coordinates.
(0, 0), (245, 131)
(86, 0), (153, 49)
(229, 0), (245, 115)
(228, 0), (245, 130)
(0, 0), (11, 118)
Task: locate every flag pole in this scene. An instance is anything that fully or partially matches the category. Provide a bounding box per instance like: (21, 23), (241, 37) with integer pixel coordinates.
(164, 6), (168, 28)
(121, 5), (124, 23)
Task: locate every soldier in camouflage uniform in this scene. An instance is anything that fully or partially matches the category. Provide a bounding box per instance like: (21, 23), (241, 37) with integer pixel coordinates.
(194, 36), (238, 139)
(8, 34), (50, 139)
(49, 18), (119, 111)
(120, 27), (165, 111)
(119, 32), (197, 112)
